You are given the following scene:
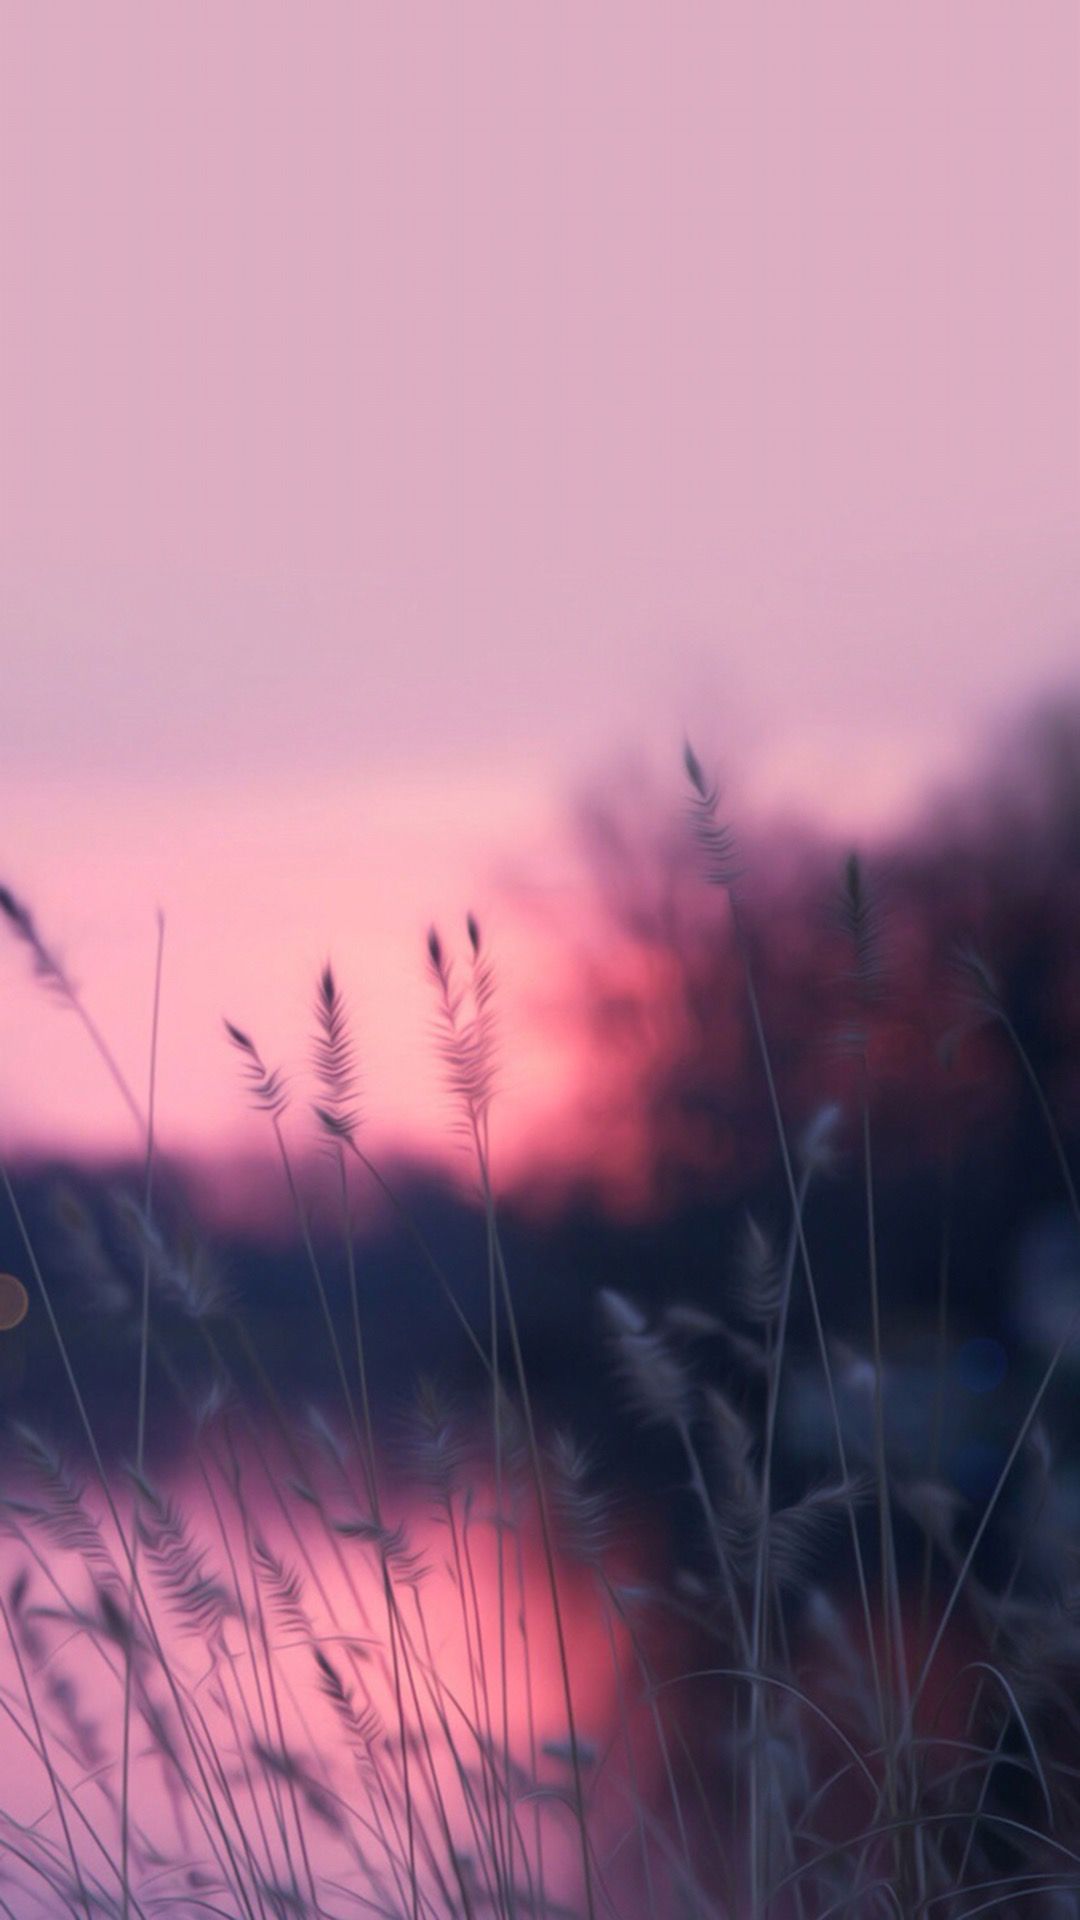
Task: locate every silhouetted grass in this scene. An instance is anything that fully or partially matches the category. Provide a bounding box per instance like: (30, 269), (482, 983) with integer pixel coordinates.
(1, 744), (1079, 1919)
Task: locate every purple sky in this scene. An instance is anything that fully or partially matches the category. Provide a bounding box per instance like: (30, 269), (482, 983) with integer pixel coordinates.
(1, 3), (1076, 1164)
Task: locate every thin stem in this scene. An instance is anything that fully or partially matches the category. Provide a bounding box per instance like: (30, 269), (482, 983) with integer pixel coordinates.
(0, 1594), (94, 1920)
(467, 1100), (598, 1920)
(731, 901), (889, 1769)
(748, 1169), (811, 1918)
(919, 1142), (954, 1652)
(341, 1133), (493, 1380)
(121, 911), (165, 1920)
(0, 1163), (261, 1920)
(907, 1015), (1080, 1730)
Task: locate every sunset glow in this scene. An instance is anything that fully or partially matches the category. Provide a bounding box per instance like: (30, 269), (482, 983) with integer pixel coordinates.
(2, 3), (1076, 1173)
(1, 11), (1078, 1915)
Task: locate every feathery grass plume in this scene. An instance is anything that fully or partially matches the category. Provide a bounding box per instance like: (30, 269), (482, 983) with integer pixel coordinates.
(256, 1873), (314, 1917)
(298, 1777), (346, 1837)
(662, 1302), (727, 1340)
(0, 882), (71, 993)
(598, 1286), (646, 1338)
(224, 1020), (290, 1118)
(251, 1736), (306, 1788)
(731, 1214), (783, 1325)
(331, 1515), (429, 1588)
(704, 1387), (758, 1566)
(894, 1479), (967, 1566)
(51, 1184), (133, 1320)
(713, 1315), (771, 1376)
(9, 1425), (119, 1581)
(45, 1666), (107, 1770)
(798, 1101), (844, 1176)
(132, 1474), (235, 1640)
(467, 913), (498, 1095)
(598, 1287), (694, 1429)
(95, 1581), (137, 1654)
(682, 741), (742, 892)
(426, 917), (498, 1136)
(766, 1480), (868, 1592)
(953, 943), (1007, 1025)
(253, 1739), (347, 1846)
(828, 1335), (878, 1400)
(111, 1189), (228, 1321)
(0, 882), (146, 1129)
(192, 1372), (233, 1433)
(4, 1557), (45, 1626)
(546, 1431), (615, 1567)
(313, 1647), (382, 1769)
(399, 1376), (472, 1508)
(312, 962), (361, 1145)
(28, 1582), (138, 1654)
(252, 1538), (311, 1643)
(305, 1403), (347, 1473)
(836, 850), (887, 1008)
(830, 857), (885, 1065)
(542, 1736), (598, 1770)
(6, 1568), (45, 1668)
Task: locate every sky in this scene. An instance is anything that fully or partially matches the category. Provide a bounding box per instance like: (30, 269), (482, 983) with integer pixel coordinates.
(0, 2), (1076, 1171)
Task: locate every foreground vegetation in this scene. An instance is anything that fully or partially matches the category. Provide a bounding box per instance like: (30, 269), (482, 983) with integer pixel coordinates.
(1, 749), (1079, 1919)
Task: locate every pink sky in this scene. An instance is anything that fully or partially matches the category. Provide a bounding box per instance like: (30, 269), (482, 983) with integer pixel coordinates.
(0, 3), (1076, 1169)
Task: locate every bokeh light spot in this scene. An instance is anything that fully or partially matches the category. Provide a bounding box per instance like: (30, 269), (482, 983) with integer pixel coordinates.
(0, 1275), (28, 1332)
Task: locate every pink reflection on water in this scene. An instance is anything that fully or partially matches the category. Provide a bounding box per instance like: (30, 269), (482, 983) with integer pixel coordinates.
(0, 1425), (668, 1919)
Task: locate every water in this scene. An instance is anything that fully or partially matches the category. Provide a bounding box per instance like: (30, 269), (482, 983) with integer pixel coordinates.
(0, 1424), (668, 1920)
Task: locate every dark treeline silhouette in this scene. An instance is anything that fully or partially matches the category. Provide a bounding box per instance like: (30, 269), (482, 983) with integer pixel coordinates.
(2, 703), (1079, 1520)
(545, 700), (1080, 1215)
